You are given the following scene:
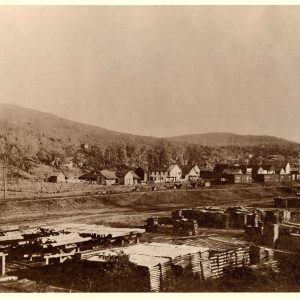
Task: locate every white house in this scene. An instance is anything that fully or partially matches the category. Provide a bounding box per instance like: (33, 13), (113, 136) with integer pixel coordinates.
(166, 164), (182, 182)
(117, 171), (140, 185)
(183, 165), (200, 181)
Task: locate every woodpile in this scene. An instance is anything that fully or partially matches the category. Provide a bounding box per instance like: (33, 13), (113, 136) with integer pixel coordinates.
(0, 224), (144, 265)
(173, 219), (198, 236)
(172, 206), (265, 230)
(262, 223), (279, 246)
(274, 197), (300, 208)
(244, 226), (263, 243)
(82, 242), (210, 292)
(277, 223), (300, 252)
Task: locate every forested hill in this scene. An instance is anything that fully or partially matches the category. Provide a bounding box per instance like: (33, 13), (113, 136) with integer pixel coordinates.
(167, 132), (299, 147)
(0, 103), (299, 178)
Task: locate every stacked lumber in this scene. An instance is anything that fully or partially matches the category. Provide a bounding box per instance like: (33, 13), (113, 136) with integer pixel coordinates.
(277, 232), (300, 252)
(173, 219), (198, 236)
(262, 223), (279, 246)
(264, 210), (280, 224)
(160, 259), (172, 288)
(129, 255), (166, 292)
(226, 207), (249, 228)
(274, 197), (300, 208)
(190, 252), (201, 276)
(83, 242), (209, 292)
(38, 233), (92, 248)
(249, 246), (274, 264)
(200, 252), (211, 280)
(244, 226), (263, 243)
(0, 231), (24, 243)
(0, 224), (145, 265)
(174, 206), (266, 230)
(208, 247), (250, 279)
(184, 208), (230, 229)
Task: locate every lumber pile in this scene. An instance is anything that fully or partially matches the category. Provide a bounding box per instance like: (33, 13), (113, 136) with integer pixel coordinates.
(209, 247), (250, 278)
(82, 239), (251, 291)
(172, 206), (266, 230)
(277, 223), (300, 252)
(83, 242), (210, 292)
(173, 219), (198, 236)
(262, 223), (279, 246)
(0, 224), (145, 265)
(274, 197), (300, 208)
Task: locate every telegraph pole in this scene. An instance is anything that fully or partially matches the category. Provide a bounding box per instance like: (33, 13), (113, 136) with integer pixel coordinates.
(2, 165), (7, 200)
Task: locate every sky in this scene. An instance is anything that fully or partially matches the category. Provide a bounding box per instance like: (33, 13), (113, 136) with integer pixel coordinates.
(1, 6), (300, 141)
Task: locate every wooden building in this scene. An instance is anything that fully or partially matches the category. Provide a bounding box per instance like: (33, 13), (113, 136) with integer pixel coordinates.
(47, 172), (66, 183)
(117, 171), (140, 185)
(221, 169), (252, 184)
(182, 164), (200, 181)
(97, 170), (118, 185)
(149, 164), (182, 183)
(135, 167), (148, 183)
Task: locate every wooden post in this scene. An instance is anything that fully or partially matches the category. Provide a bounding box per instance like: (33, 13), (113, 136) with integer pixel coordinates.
(1, 254), (6, 277)
(3, 166), (7, 200)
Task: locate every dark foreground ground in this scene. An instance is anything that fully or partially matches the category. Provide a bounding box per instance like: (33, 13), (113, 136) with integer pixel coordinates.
(1, 182), (300, 292)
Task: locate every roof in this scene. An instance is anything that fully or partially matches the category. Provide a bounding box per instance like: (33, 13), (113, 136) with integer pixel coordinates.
(48, 171), (64, 178)
(291, 166), (300, 172)
(116, 170), (140, 179)
(223, 168), (243, 175)
(167, 164), (181, 172)
(213, 164), (230, 173)
(181, 164), (200, 176)
(263, 160), (289, 168)
(260, 164), (275, 171)
(99, 170), (118, 180)
(78, 172), (98, 180)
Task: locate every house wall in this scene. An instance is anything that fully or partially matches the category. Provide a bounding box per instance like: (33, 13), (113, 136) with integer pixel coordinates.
(168, 165), (182, 182)
(279, 174), (292, 182)
(57, 173), (66, 183)
(256, 174), (280, 183)
(123, 172), (138, 185)
(185, 168), (200, 181)
(150, 171), (168, 183)
(97, 176), (116, 185)
(285, 163), (291, 174)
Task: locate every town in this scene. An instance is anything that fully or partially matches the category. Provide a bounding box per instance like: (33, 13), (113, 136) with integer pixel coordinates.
(1, 4), (300, 294)
(1, 152), (300, 292)
(43, 157), (300, 188)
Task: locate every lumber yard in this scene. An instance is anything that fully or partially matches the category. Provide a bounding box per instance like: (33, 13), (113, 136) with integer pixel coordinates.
(0, 201), (299, 291)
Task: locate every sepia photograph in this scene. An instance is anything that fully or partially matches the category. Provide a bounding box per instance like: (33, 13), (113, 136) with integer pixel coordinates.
(0, 2), (300, 293)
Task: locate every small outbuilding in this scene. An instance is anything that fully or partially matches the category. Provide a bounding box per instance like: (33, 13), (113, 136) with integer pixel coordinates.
(47, 172), (66, 183)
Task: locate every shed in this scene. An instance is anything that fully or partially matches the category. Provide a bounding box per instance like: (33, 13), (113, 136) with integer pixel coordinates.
(47, 172), (65, 183)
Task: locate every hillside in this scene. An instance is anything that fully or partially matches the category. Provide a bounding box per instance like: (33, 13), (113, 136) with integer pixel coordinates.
(0, 103), (300, 178)
(167, 132), (299, 147)
(0, 103), (159, 146)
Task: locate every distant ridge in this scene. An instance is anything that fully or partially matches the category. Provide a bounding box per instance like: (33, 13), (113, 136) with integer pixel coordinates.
(0, 103), (299, 148)
(166, 132), (299, 147)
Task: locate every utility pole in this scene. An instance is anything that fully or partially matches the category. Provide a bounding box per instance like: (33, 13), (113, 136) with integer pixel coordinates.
(2, 163), (7, 200)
